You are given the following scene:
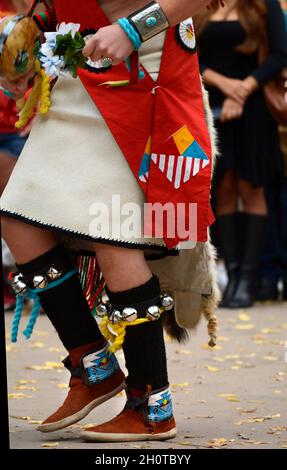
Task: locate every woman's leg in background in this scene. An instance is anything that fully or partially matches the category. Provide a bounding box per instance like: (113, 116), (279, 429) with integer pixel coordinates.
(216, 170), (240, 307)
(227, 180), (268, 308)
(256, 183), (282, 301)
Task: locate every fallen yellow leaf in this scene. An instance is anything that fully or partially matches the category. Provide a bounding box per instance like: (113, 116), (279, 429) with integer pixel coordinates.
(173, 441), (192, 446)
(261, 328), (280, 334)
(8, 393), (32, 400)
(16, 380), (37, 385)
(263, 356), (278, 361)
(235, 414), (281, 425)
(42, 442), (59, 448)
(238, 312), (251, 322)
(217, 336), (230, 342)
(13, 386), (39, 392)
(218, 393), (237, 398)
(33, 330), (48, 337)
(208, 438), (229, 448)
(30, 342), (44, 349)
(235, 324), (255, 330)
(176, 349), (192, 355)
(57, 383), (68, 390)
(236, 408), (257, 414)
(26, 361), (64, 371)
(6, 345), (19, 352)
(171, 382), (190, 387)
(205, 365), (220, 372)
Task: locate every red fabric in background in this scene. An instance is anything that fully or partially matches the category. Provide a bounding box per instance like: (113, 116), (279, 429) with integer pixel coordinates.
(0, 94), (17, 133)
(0, 1), (11, 10)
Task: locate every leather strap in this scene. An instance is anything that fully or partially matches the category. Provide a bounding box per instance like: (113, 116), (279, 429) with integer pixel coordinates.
(62, 356), (82, 378)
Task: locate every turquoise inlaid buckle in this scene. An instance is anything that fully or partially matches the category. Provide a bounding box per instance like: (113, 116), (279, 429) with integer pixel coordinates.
(127, 2), (169, 42)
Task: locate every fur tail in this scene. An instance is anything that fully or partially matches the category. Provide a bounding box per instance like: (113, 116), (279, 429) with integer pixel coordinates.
(162, 308), (189, 343)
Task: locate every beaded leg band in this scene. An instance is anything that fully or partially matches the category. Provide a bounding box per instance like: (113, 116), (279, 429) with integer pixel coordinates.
(95, 291), (174, 353)
(9, 266), (77, 342)
(62, 343), (121, 387)
(125, 386), (173, 423)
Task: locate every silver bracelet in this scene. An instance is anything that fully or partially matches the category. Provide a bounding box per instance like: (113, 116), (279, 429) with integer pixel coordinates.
(127, 1), (170, 43)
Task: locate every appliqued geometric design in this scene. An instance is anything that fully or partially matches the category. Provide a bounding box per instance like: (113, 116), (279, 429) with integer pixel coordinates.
(138, 136), (152, 183)
(82, 345), (119, 384)
(148, 387), (173, 422)
(151, 125), (210, 189)
(175, 18), (197, 54)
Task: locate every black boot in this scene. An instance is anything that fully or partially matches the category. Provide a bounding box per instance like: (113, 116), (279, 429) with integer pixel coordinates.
(283, 280), (287, 301)
(229, 214), (267, 309)
(217, 214), (240, 308)
(256, 278), (279, 302)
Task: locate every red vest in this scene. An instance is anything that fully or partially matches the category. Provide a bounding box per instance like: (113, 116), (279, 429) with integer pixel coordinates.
(53, 0), (214, 248)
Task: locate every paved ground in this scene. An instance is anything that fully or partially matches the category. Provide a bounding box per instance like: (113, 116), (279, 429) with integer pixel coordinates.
(4, 302), (287, 450)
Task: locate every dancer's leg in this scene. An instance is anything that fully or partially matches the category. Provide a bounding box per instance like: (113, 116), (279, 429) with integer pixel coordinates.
(81, 243), (176, 443)
(2, 217), (125, 432)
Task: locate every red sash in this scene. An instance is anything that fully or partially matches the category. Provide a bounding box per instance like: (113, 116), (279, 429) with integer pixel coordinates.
(53, 0), (214, 248)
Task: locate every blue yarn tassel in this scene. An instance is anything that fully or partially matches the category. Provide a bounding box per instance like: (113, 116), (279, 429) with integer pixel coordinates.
(11, 295), (24, 343)
(125, 57), (145, 80)
(23, 293), (41, 339)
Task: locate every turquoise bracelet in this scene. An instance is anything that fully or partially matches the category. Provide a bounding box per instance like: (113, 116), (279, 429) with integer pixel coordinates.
(117, 17), (142, 50)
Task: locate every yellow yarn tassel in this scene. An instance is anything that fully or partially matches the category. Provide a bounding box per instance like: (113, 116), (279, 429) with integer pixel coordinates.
(99, 308), (165, 353)
(15, 60), (51, 129)
(39, 67), (51, 114)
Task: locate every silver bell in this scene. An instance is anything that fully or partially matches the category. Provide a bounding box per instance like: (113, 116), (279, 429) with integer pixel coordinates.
(96, 302), (108, 318)
(47, 266), (62, 280)
(122, 307), (138, 322)
(146, 305), (160, 321)
(33, 274), (48, 289)
(110, 310), (123, 324)
(161, 294), (174, 311)
(12, 274), (27, 295)
(101, 293), (110, 305)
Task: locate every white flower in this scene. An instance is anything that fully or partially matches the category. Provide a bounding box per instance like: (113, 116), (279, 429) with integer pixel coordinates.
(40, 42), (54, 58)
(56, 22), (81, 38)
(43, 31), (58, 50)
(39, 22), (81, 78)
(42, 22), (81, 53)
(40, 54), (65, 78)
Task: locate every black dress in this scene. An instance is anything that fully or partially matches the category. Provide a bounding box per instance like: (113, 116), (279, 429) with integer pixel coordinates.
(198, 0), (287, 187)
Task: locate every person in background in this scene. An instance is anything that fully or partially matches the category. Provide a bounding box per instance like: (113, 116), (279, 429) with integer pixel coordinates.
(195, 0), (287, 309)
(256, 0), (287, 302)
(0, 0), (32, 311)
